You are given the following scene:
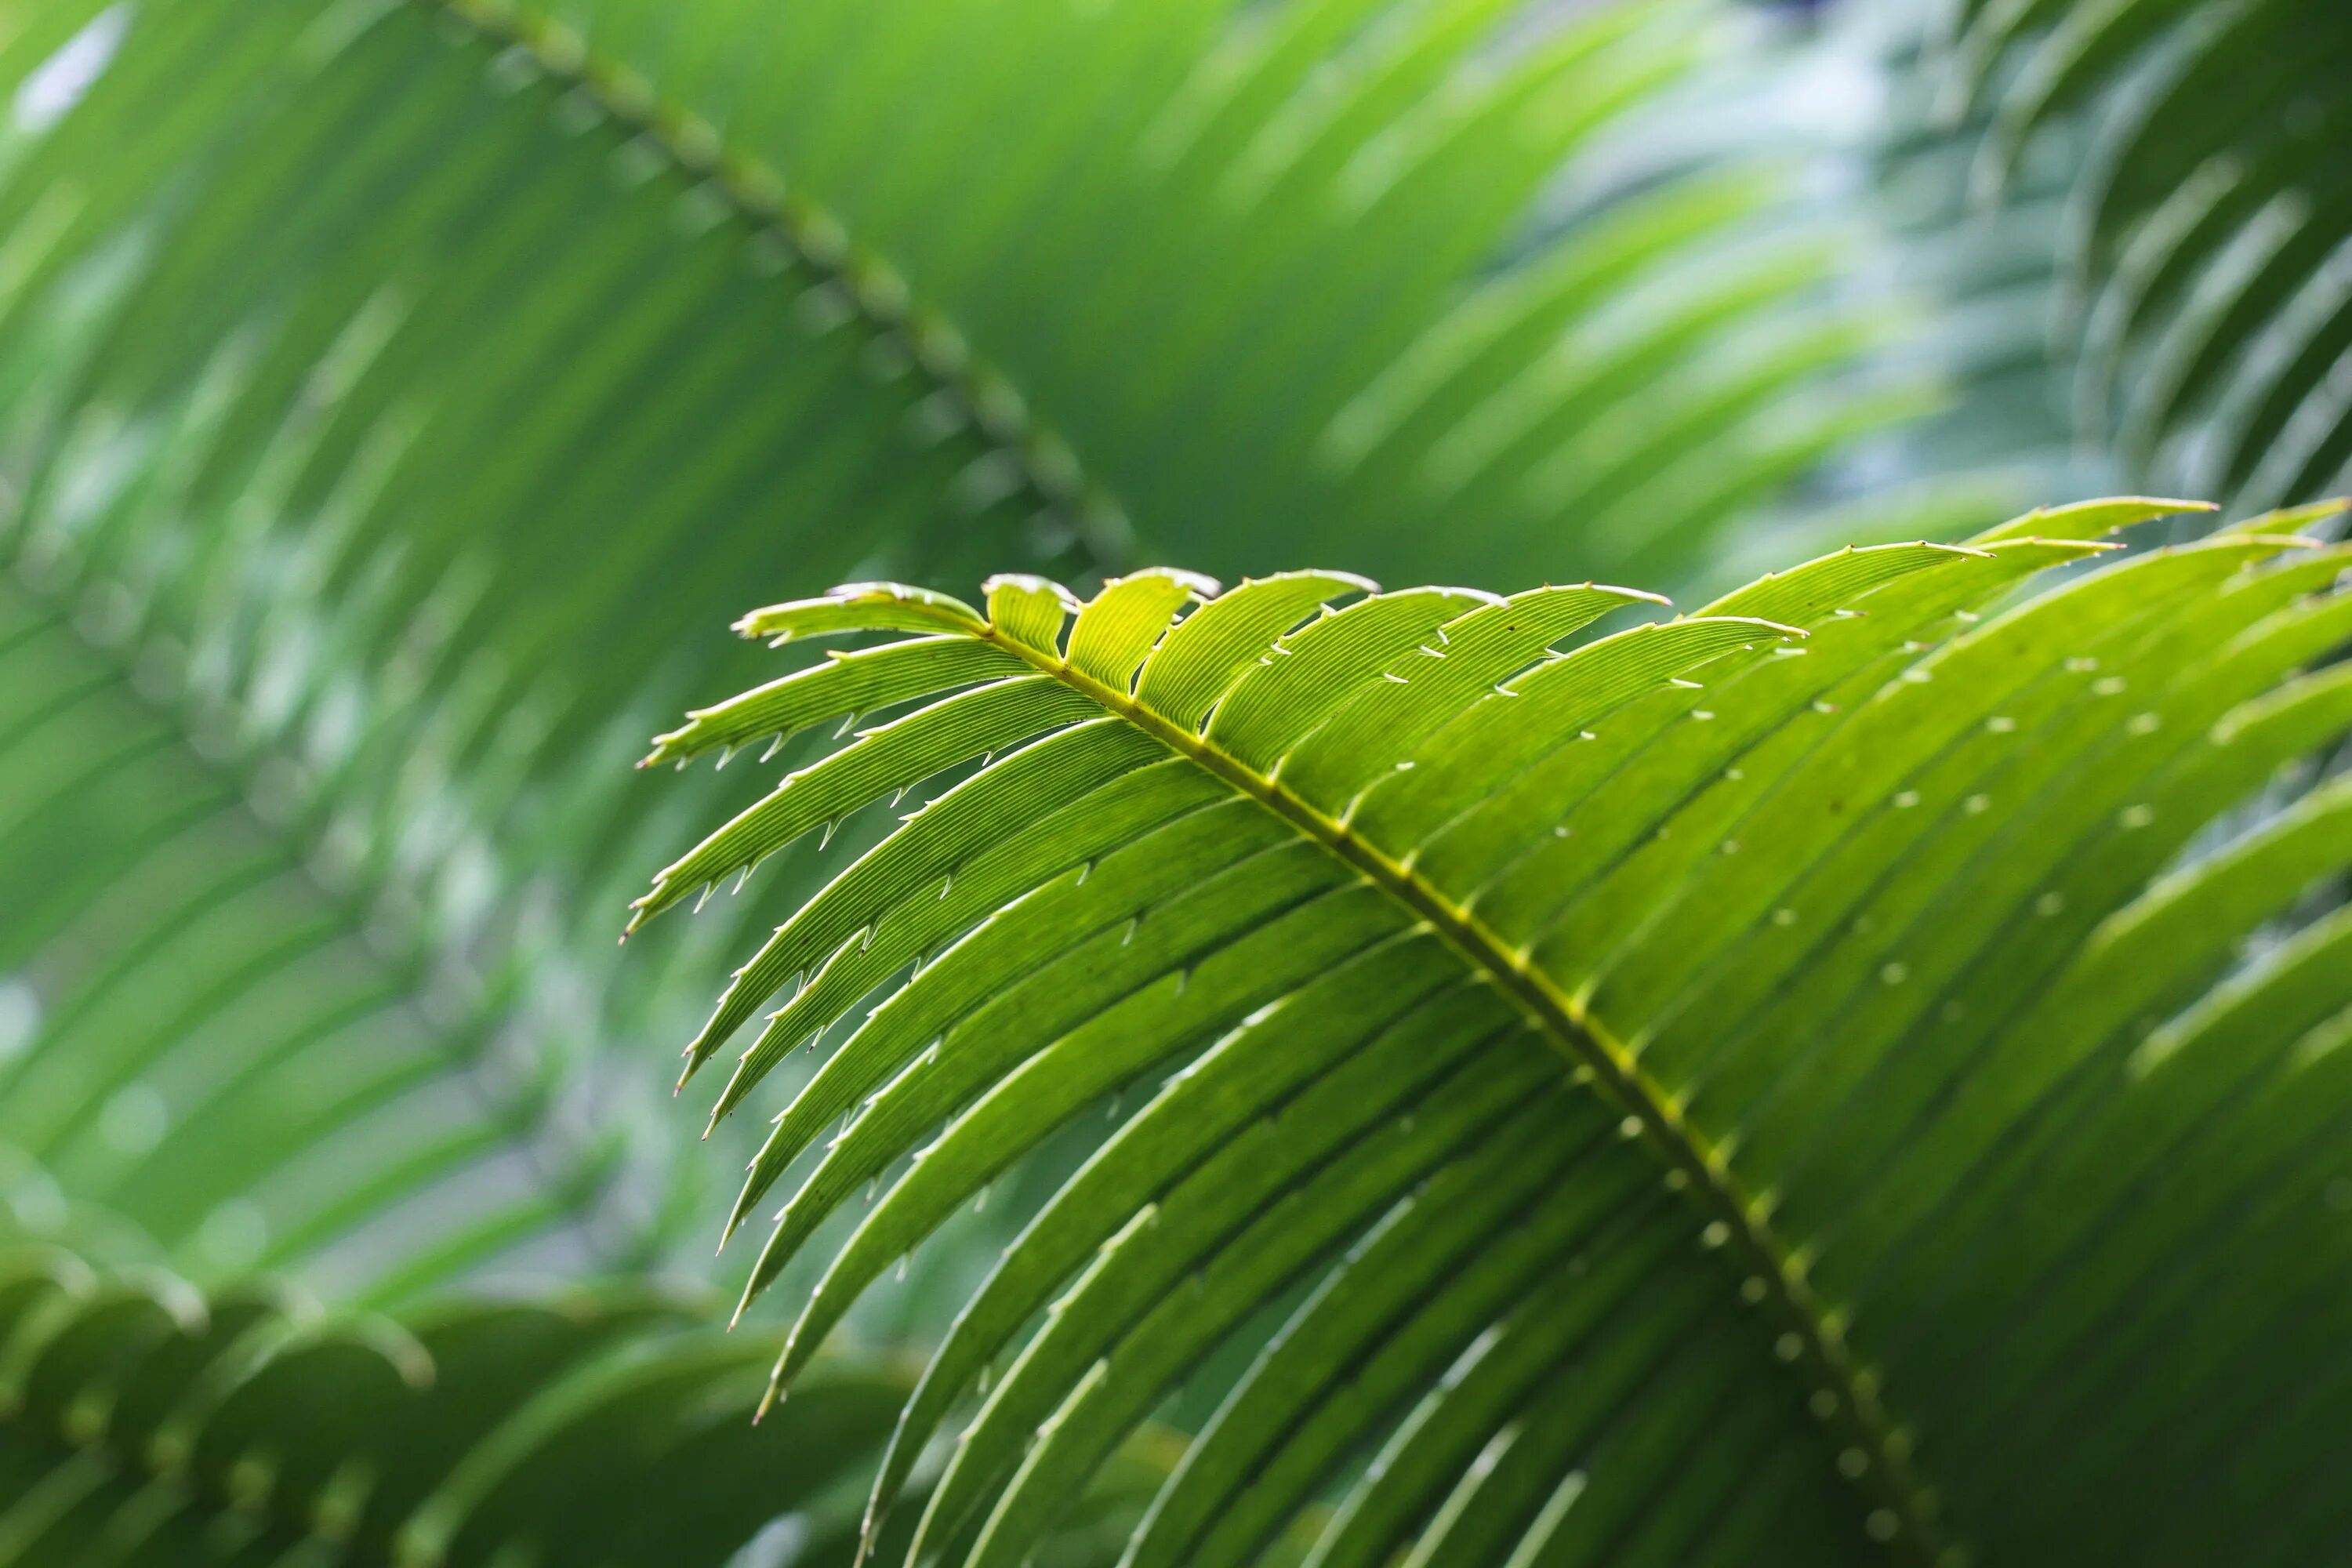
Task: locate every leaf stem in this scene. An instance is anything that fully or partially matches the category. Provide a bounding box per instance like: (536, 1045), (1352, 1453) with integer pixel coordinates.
(424, 0), (1127, 560)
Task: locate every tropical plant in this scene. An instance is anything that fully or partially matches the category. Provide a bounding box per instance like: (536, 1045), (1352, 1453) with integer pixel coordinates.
(0, 1245), (869, 1565)
(0, 0), (1918, 1307)
(7, 0), (2348, 1563)
(1883, 0), (2352, 512)
(0, 1242), (1170, 1566)
(637, 496), (2352, 1567)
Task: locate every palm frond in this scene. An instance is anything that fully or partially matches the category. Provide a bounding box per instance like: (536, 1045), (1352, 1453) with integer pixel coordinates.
(0, 1242), (1175, 1566)
(0, 1244), (887, 1564)
(0, 0), (1926, 1298)
(0, 554), (684, 1300)
(0, 0), (1924, 590)
(640, 495), (2352, 1566)
(1924, 0), (2352, 514)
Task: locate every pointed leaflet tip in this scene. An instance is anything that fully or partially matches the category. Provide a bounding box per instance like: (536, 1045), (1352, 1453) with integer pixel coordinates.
(1112, 564), (1221, 601)
(2212, 497), (2351, 538)
(676, 1036), (718, 1093)
(733, 582), (987, 643)
(719, 1197), (750, 1249)
(1226, 567), (1381, 599)
(1969, 495), (2215, 546)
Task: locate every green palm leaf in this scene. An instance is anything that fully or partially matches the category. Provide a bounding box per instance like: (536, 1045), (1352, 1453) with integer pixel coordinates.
(0, 557), (685, 1299)
(0, 1244), (891, 1566)
(0, 0), (1924, 1298)
(0, 0), (1914, 591)
(1926, 0), (2352, 511)
(0, 1243), (1171, 1566)
(640, 495), (2352, 1566)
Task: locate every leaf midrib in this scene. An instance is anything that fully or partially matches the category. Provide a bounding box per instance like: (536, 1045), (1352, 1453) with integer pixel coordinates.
(982, 621), (1950, 1566)
(0, 573), (596, 1276)
(423, 0), (1119, 557)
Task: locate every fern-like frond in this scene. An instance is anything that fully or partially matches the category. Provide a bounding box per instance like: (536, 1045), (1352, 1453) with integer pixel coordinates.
(0, 0), (1922, 593)
(0, 1245), (888, 1564)
(0, 1243), (1174, 1566)
(640, 495), (2352, 1566)
(0, 556), (686, 1301)
(1929, 0), (2352, 513)
(0, 0), (1928, 1298)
